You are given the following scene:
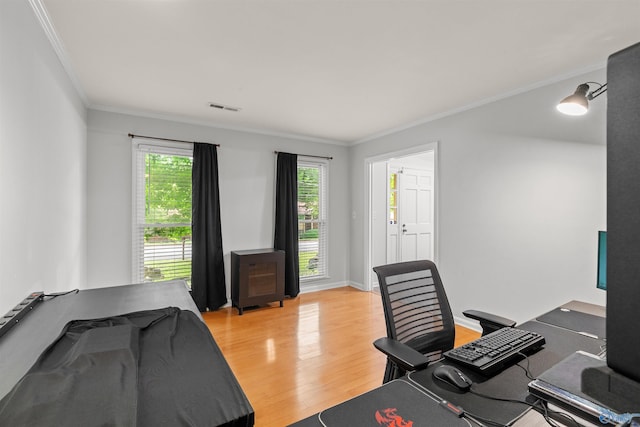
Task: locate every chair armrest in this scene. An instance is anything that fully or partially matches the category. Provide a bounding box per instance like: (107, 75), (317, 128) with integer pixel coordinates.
(373, 337), (430, 372)
(463, 309), (516, 336)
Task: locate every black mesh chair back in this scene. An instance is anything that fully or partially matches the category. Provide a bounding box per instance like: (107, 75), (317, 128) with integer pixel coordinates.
(373, 260), (455, 383)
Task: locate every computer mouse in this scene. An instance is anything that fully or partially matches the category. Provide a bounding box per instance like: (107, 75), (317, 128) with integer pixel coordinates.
(432, 365), (473, 392)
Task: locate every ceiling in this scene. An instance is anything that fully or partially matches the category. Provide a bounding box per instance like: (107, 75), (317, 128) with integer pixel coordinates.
(40, 0), (640, 144)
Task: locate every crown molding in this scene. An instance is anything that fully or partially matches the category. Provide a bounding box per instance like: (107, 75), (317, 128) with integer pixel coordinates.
(27, 0), (607, 148)
(351, 62), (606, 146)
(28, 0), (89, 106)
(89, 104), (349, 147)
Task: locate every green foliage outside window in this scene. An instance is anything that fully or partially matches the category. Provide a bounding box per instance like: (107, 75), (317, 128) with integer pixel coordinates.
(298, 166), (319, 221)
(145, 153), (192, 241)
(139, 151), (193, 286)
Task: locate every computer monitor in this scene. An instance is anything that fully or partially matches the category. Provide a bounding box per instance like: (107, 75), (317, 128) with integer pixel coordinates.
(575, 41), (640, 412)
(606, 40), (640, 385)
(597, 231), (606, 291)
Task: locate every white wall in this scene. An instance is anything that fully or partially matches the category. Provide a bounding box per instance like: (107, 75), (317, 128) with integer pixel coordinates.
(350, 71), (608, 326)
(87, 110), (351, 296)
(0, 0), (87, 314)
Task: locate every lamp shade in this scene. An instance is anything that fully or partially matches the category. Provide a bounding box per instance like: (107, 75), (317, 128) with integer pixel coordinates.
(557, 83), (590, 116)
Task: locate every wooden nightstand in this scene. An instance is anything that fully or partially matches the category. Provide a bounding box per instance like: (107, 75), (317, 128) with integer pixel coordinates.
(231, 249), (285, 315)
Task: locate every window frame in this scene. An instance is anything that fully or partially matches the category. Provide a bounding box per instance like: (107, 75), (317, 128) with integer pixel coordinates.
(297, 157), (329, 282)
(131, 139), (194, 284)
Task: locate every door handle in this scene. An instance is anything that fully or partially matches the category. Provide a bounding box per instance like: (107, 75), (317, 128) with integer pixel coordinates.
(402, 224), (407, 233)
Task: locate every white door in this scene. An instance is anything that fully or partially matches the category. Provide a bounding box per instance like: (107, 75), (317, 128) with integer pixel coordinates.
(399, 168), (434, 261)
(387, 167), (434, 263)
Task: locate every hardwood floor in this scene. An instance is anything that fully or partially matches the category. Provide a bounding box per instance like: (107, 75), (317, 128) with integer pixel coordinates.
(202, 287), (480, 426)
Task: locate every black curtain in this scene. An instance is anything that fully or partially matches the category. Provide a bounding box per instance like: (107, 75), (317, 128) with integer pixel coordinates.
(274, 152), (300, 297)
(191, 143), (226, 311)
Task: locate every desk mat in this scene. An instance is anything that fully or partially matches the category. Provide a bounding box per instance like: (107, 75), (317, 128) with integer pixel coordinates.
(408, 320), (606, 426)
(536, 308), (606, 339)
(408, 366), (533, 426)
(317, 379), (469, 427)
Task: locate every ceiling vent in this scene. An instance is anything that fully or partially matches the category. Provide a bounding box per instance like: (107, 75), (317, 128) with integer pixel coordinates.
(209, 102), (241, 112)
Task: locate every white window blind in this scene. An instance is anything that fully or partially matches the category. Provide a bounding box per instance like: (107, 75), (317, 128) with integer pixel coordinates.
(298, 158), (328, 280)
(132, 140), (193, 286)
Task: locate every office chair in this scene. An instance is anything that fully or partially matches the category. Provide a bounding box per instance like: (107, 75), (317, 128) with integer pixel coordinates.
(373, 260), (515, 383)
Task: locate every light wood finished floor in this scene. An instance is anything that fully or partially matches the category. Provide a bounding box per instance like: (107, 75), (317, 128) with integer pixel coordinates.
(202, 287), (480, 427)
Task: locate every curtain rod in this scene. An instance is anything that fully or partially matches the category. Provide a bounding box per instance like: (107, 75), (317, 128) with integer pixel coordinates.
(128, 133), (220, 147)
(274, 151), (332, 160)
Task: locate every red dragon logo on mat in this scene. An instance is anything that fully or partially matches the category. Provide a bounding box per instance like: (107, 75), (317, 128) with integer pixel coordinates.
(375, 408), (414, 427)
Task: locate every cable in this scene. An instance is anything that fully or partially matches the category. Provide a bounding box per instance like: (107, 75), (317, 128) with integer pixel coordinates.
(463, 387), (533, 426)
(537, 401), (560, 427)
(43, 289), (79, 298)
(446, 351), (581, 427)
(511, 352), (580, 426)
(515, 351), (536, 380)
(472, 390), (562, 427)
(469, 386), (581, 427)
(469, 387), (530, 405)
(462, 410), (507, 427)
(535, 401), (581, 427)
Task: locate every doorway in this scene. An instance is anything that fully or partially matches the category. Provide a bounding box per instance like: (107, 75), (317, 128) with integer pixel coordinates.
(365, 144), (437, 291)
(386, 164), (434, 263)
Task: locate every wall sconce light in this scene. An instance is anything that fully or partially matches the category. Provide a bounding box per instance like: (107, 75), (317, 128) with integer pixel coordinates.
(557, 82), (607, 116)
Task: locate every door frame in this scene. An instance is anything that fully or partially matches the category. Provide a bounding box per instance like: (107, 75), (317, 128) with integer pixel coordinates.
(364, 142), (439, 291)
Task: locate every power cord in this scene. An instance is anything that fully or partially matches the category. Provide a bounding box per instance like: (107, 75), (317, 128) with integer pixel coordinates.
(43, 289), (80, 298)
(468, 385), (581, 427)
(515, 351), (536, 380)
(537, 401), (582, 427)
(460, 351), (581, 427)
(461, 409), (508, 427)
(454, 389), (581, 427)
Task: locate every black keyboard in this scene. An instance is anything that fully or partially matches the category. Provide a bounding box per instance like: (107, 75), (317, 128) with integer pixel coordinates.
(444, 327), (545, 375)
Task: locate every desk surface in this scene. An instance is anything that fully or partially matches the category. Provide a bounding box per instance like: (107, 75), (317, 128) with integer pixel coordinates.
(0, 280), (255, 427)
(0, 281), (201, 400)
(561, 300), (606, 317)
(290, 301), (608, 427)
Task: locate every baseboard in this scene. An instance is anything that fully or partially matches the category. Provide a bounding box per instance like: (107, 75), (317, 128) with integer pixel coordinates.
(454, 315), (482, 333)
(221, 281), (366, 304)
(300, 281), (350, 294)
(347, 281), (366, 291)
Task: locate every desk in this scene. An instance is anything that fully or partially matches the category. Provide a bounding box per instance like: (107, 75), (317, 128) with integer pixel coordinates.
(0, 281), (254, 426)
(290, 301), (607, 427)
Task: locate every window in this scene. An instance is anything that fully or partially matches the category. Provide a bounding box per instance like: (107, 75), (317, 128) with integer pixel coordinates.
(298, 159), (328, 280)
(133, 141), (193, 286)
(389, 171), (398, 225)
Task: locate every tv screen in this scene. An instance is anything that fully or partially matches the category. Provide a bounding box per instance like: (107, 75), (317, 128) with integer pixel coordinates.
(597, 230), (607, 291)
